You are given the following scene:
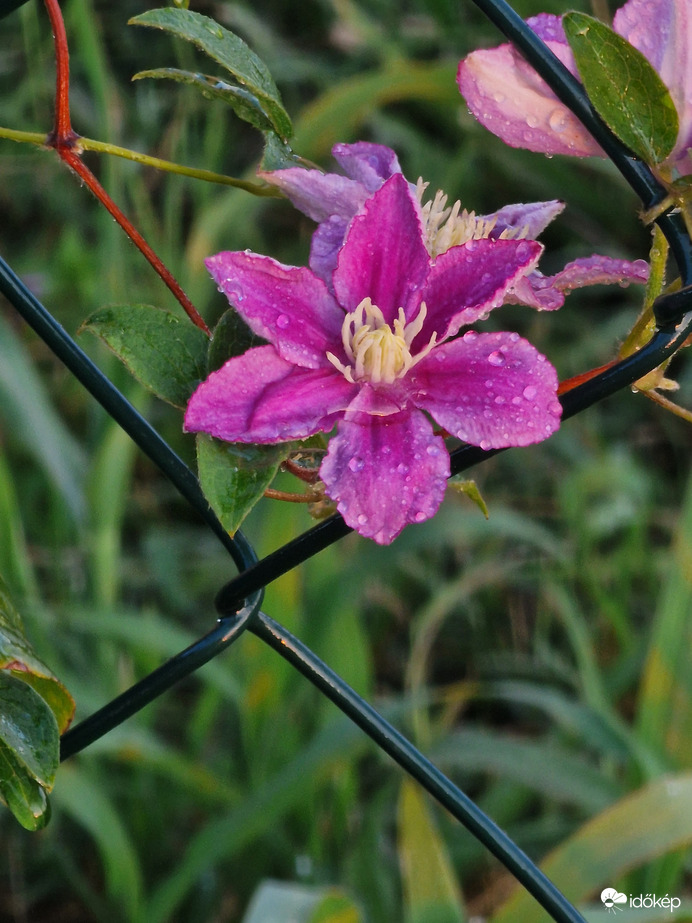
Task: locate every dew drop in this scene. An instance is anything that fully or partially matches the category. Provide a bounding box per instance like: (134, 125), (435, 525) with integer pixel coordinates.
(463, 330), (478, 343)
(396, 462), (409, 475)
(494, 395), (505, 405)
(480, 439), (491, 451)
(348, 456), (364, 472)
(276, 313), (290, 329)
(487, 349), (506, 367)
(512, 395), (523, 405)
(523, 385), (537, 401)
(357, 513), (368, 526)
(548, 109), (569, 133)
(426, 444), (440, 457)
(414, 511), (427, 523)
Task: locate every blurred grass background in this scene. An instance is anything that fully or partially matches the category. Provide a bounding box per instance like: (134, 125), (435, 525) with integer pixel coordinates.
(1, 0), (692, 920)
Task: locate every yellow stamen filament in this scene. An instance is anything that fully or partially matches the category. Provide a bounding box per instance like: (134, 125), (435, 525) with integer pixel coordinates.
(327, 297), (436, 385)
(416, 178), (529, 258)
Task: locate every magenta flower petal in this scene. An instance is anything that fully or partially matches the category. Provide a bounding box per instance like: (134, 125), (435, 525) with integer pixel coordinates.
(458, 31), (602, 157)
(320, 405), (449, 544)
(333, 174), (430, 322)
(614, 0), (692, 171)
(332, 141), (402, 190)
(206, 252), (344, 369)
(410, 331), (561, 448)
(185, 345), (356, 443)
(420, 238), (542, 344)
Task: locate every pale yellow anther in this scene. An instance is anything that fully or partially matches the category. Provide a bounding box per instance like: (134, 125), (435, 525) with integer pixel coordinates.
(415, 178), (528, 258)
(327, 297), (436, 385)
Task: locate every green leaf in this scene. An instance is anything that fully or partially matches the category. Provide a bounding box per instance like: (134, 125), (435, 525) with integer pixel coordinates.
(490, 773), (692, 923)
(133, 68), (276, 136)
(196, 434), (292, 535)
(563, 11), (678, 165)
(397, 779), (466, 923)
(208, 308), (265, 374)
(0, 673), (57, 830)
(129, 8), (292, 140)
(80, 304), (209, 409)
(0, 575), (74, 735)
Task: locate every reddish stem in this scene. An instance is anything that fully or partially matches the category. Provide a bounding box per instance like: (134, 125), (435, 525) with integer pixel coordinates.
(42, 0), (210, 335)
(557, 358), (618, 396)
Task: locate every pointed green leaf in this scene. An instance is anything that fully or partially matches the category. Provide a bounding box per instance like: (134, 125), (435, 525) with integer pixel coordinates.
(563, 12), (678, 165)
(130, 8), (292, 140)
(133, 68), (276, 135)
(0, 672), (57, 830)
(208, 308), (265, 374)
(0, 575), (74, 734)
(448, 477), (489, 519)
(196, 434), (292, 535)
(398, 779), (466, 923)
(81, 304), (209, 409)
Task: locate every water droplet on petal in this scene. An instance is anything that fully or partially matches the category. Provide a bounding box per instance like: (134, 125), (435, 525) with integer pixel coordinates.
(414, 511), (427, 523)
(357, 513), (368, 525)
(276, 313), (290, 329)
(487, 349), (506, 367)
(512, 395), (523, 405)
(463, 330), (478, 343)
(494, 395), (505, 405)
(480, 439), (491, 451)
(523, 385), (537, 401)
(426, 444), (440, 457)
(548, 108), (569, 133)
(396, 462), (409, 475)
(348, 456), (364, 472)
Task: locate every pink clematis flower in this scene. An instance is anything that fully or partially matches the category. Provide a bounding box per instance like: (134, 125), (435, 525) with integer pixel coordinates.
(185, 174), (562, 544)
(458, 0), (692, 176)
(261, 142), (648, 310)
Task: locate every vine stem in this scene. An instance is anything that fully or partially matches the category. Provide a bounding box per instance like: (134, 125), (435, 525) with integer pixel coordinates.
(42, 0), (210, 335)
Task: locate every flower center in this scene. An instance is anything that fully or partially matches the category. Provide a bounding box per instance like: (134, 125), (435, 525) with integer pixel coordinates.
(416, 179), (528, 259)
(327, 297), (436, 385)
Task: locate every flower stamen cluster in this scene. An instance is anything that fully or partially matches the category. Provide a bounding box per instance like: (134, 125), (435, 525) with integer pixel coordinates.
(327, 297), (436, 385)
(416, 179), (528, 258)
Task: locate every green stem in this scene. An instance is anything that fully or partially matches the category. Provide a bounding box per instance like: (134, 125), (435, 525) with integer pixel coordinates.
(0, 124), (281, 196)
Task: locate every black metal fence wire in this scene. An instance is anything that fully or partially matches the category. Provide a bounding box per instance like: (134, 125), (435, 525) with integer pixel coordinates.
(2, 0), (692, 920)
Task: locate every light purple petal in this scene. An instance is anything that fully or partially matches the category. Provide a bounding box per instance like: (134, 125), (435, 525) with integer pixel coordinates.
(409, 331), (561, 448)
(457, 17), (603, 158)
(320, 403), (449, 544)
(506, 256), (649, 309)
(185, 345), (356, 443)
(487, 200), (565, 239)
(419, 238), (542, 344)
(331, 142), (401, 191)
(258, 167), (368, 222)
(333, 173), (430, 323)
(206, 251), (344, 369)
(614, 0), (692, 170)
(309, 215), (350, 286)
(532, 255), (649, 293)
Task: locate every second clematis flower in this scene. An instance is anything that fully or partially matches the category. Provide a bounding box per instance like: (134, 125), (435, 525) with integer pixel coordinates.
(457, 0), (692, 176)
(185, 173), (562, 544)
(261, 141), (649, 309)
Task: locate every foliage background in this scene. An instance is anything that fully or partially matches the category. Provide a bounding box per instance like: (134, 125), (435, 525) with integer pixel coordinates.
(1, 0), (692, 920)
